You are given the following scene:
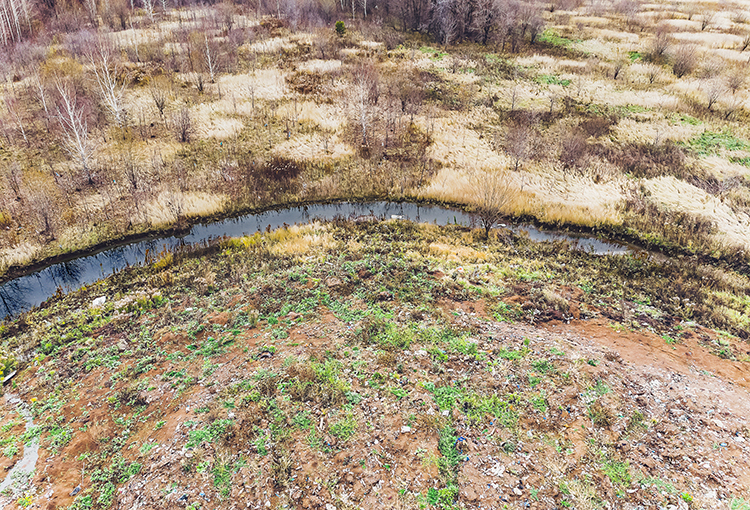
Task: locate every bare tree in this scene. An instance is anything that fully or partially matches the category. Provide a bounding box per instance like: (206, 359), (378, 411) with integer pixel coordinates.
(644, 63), (662, 84)
(27, 188), (57, 238)
(700, 11), (715, 31)
(671, 44), (698, 78)
(31, 71), (51, 126)
(726, 64), (746, 94)
(560, 130), (589, 172)
(87, 38), (128, 127)
(149, 77), (169, 116)
(504, 122), (533, 172)
(352, 61), (379, 148)
(203, 33), (218, 83)
(434, 0), (458, 47)
(650, 25), (672, 60)
(704, 79), (724, 110)
(142, 0), (156, 23)
(2, 88), (28, 146)
(739, 31), (750, 53)
(472, 0), (499, 44)
(469, 168), (518, 238)
(54, 79), (95, 184)
(172, 106), (195, 143)
(0, 0), (33, 46)
(5, 160), (22, 200)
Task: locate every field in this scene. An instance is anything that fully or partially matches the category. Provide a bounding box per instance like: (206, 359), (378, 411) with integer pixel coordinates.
(1, 0), (750, 276)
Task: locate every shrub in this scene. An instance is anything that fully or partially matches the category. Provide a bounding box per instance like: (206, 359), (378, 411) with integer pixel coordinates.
(335, 21), (345, 37)
(595, 141), (688, 179)
(671, 44), (698, 78)
(560, 130), (589, 171)
(0, 350), (16, 379)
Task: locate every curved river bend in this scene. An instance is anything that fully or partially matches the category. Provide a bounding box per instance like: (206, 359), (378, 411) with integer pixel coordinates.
(0, 201), (634, 318)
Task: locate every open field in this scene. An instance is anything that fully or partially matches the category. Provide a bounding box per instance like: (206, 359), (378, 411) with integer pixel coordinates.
(1, 0), (750, 277)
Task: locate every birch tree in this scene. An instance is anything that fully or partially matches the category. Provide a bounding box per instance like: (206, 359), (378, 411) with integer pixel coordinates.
(54, 79), (95, 184)
(203, 33), (217, 83)
(87, 38), (128, 127)
(0, 0), (32, 46)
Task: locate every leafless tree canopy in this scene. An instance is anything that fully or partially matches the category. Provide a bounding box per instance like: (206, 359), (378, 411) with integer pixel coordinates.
(469, 168), (518, 237)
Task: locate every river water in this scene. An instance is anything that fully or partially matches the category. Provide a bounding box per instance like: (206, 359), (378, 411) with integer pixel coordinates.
(0, 201), (633, 318)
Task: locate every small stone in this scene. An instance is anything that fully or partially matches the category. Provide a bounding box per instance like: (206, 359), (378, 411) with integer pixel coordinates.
(70, 486), (81, 496)
(326, 505), (337, 510)
(91, 296), (106, 308)
(513, 487), (523, 496)
(401, 426), (411, 434)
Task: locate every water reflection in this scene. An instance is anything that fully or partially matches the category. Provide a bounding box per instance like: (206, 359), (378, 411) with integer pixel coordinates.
(0, 201), (634, 319)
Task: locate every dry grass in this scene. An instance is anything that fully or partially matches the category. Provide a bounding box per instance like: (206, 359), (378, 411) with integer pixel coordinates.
(218, 69), (288, 102)
(297, 59), (342, 74)
(190, 103), (245, 139)
(643, 175), (750, 246)
(267, 223), (336, 257)
(137, 191), (228, 226)
(272, 133), (353, 161)
(612, 118), (700, 144)
(244, 37), (294, 54)
(427, 243), (490, 263)
(274, 101), (345, 131)
(0, 242), (42, 272)
(419, 166), (622, 227)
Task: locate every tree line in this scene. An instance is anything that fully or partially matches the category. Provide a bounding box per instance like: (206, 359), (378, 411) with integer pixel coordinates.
(2, 0), (548, 50)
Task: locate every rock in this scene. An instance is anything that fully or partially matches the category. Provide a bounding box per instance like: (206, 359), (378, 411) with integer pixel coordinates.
(401, 426), (411, 434)
(326, 277), (343, 289)
(489, 463), (505, 477)
(116, 339), (129, 352)
(326, 505), (336, 510)
(513, 487), (523, 496)
(70, 485), (81, 496)
(464, 486), (479, 501)
(91, 296), (106, 308)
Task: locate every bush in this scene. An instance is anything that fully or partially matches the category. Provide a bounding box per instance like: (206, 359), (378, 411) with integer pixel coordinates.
(0, 349), (16, 379)
(671, 44), (698, 78)
(335, 21), (345, 37)
(595, 141), (688, 179)
(560, 130), (589, 171)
